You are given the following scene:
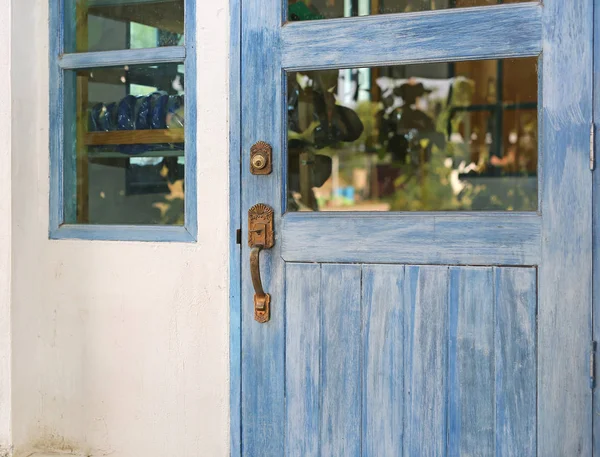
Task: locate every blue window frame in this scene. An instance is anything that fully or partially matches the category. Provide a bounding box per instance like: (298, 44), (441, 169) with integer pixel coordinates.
(49, 0), (197, 242)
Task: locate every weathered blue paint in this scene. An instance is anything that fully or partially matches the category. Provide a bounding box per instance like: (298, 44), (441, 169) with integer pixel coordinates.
(282, 2), (542, 71)
(280, 264), (538, 455)
(448, 267), (494, 456)
(320, 264), (362, 456)
(229, 0), (242, 452)
(538, 1), (594, 455)
(49, 0), (197, 242)
(282, 212), (541, 265)
(361, 264), (404, 457)
(495, 267), (536, 456)
(183, 0), (197, 240)
(240, 0), (285, 453)
(58, 47), (186, 69)
(49, 0), (65, 235)
(50, 224), (195, 242)
(404, 266), (448, 456)
(239, 2), (593, 456)
(285, 263), (321, 457)
(594, 0), (600, 453)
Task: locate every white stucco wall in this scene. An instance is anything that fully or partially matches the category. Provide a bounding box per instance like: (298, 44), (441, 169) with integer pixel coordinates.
(10, 0), (230, 456)
(0, 0), (12, 455)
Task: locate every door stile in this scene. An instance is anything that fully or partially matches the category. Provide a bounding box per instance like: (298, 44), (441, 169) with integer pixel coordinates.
(539, 1), (594, 455)
(592, 0), (600, 454)
(240, 1), (286, 456)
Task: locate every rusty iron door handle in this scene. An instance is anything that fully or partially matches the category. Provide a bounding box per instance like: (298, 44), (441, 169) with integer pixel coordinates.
(250, 246), (270, 323)
(248, 203), (274, 323)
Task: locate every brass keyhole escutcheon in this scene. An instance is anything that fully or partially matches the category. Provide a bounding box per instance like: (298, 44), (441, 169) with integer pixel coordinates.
(252, 153), (267, 170)
(250, 141), (272, 175)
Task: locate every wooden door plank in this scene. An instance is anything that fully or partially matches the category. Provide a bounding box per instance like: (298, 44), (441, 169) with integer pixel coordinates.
(282, 213), (541, 266)
(320, 264), (362, 457)
(538, 1), (593, 455)
(362, 265), (405, 457)
(447, 267), (495, 457)
(495, 267), (537, 457)
(281, 3), (542, 70)
(404, 266), (448, 457)
(240, 0), (285, 453)
(285, 263), (321, 457)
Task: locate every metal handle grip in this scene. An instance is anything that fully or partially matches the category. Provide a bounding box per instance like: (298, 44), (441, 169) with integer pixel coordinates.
(250, 246), (270, 323)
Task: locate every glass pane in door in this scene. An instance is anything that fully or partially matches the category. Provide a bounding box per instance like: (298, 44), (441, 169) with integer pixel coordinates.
(286, 57), (538, 211)
(288, 0), (534, 21)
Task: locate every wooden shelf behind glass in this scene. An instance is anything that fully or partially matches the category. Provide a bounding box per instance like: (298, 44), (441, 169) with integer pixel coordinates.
(84, 129), (184, 146)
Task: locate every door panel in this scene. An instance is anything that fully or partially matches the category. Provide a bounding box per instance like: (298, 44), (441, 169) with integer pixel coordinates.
(284, 264), (537, 456)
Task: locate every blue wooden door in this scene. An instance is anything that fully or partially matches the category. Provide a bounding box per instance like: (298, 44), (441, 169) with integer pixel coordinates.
(238, 1), (593, 456)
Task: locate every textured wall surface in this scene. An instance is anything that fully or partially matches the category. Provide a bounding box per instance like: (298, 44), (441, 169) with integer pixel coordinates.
(10, 0), (230, 455)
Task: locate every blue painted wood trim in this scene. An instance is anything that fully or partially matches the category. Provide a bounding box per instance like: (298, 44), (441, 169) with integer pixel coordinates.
(58, 46), (186, 69)
(229, 0), (242, 452)
(49, 0), (197, 242)
(281, 2), (542, 70)
(240, 0), (286, 451)
(49, 225), (195, 242)
(49, 0), (66, 235)
(184, 0), (198, 240)
(538, 1), (594, 455)
(281, 213), (541, 265)
(593, 0), (600, 454)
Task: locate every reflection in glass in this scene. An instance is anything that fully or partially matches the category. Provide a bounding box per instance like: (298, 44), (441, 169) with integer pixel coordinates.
(288, 0), (533, 21)
(65, 0), (184, 53)
(64, 63), (185, 225)
(287, 58), (538, 212)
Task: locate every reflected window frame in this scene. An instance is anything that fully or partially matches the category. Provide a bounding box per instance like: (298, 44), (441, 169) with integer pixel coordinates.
(49, 0), (197, 241)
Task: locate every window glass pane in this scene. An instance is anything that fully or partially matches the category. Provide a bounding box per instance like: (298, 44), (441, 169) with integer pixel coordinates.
(65, 0), (184, 53)
(288, 0), (534, 21)
(64, 63), (185, 225)
(287, 57), (538, 212)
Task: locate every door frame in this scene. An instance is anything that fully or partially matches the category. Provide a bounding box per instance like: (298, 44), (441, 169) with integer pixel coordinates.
(229, 2), (596, 457)
(593, 0), (600, 454)
(230, 0), (243, 454)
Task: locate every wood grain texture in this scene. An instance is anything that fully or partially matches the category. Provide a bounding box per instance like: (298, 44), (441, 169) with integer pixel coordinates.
(49, 0), (65, 233)
(240, 0), (285, 453)
(404, 266), (448, 457)
(84, 129), (184, 146)
(285, 263), (321, 457)
(282, 3), (542, 70)
(58, 46), (186, 69)
(320, 264), (362, 457)
(495, 267), (536, 457)
(361, 265), (404, 457)
(448, 267), (494, 457)
(282, 213), (541, 265)
(538, 1), (594, 455)
(229, 0), (242, 451)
